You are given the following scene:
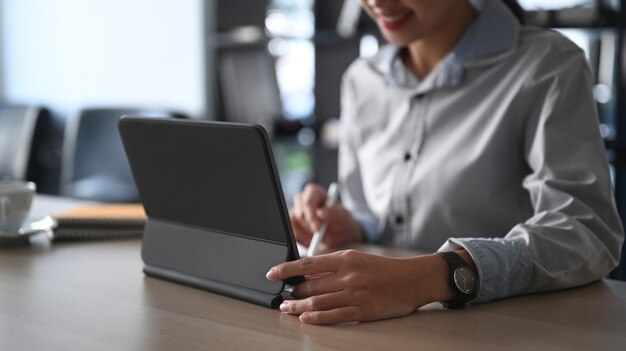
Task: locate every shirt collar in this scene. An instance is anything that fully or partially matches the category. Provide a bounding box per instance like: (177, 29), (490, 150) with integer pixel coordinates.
(368, 0), (520, 90)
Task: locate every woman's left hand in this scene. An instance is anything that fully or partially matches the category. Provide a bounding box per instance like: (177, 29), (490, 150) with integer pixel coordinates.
(266, 249), (455, 325)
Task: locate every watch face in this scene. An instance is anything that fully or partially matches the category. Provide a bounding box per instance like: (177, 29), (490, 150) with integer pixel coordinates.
(453, 267), (476, 294)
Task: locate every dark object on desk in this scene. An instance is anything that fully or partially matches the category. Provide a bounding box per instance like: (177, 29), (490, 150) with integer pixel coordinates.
(60, 108), (186, 203)
(118, 117), (303, 308)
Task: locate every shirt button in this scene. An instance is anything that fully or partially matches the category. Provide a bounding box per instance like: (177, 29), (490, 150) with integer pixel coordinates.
(404, 152), (411, 161)
(395, 215), (404, 224)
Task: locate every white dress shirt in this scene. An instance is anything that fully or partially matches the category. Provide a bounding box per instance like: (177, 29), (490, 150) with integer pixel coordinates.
(338, 0), (624, 303)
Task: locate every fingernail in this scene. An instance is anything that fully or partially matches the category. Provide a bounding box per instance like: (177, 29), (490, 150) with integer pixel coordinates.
(300, 312), (311, 323)
(280, 301), (289, 312)
(266, 267), (276, 280)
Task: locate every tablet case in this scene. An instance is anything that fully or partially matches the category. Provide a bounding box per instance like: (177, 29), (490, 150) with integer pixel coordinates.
(118, 117), (303, 308)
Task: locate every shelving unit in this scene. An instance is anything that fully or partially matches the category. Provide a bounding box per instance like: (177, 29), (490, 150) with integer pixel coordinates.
(202, 1), (275, 127)
(612, 1), (626, 280)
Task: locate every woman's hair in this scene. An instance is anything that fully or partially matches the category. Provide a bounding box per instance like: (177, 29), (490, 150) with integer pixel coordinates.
(502, 0), (526, 24)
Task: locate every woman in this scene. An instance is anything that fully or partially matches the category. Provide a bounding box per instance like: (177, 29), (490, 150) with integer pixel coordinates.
(266, 0), (624, 324)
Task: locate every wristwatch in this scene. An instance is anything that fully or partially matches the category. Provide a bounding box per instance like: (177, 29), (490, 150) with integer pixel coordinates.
(437, 251), (478, 309)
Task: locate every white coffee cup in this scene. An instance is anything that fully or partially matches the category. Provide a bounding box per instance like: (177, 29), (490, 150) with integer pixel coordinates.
(0, 181), (36, 233)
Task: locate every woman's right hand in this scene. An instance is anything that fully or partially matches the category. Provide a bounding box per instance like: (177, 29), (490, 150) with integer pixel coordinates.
(290, 182), (364, 249)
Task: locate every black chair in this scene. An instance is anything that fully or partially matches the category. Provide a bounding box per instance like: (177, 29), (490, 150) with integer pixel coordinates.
(60, 108), (186, 202)
(217, 45), (283, 136)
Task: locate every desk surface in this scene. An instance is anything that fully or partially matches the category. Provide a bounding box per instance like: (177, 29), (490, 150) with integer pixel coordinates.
(1, 239), (625, 351)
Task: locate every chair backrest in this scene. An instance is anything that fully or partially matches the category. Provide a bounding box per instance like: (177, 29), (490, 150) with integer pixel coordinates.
(217, 45), (283, 136)
(61, 108), (185, 202)
(0, 105), (42, 181)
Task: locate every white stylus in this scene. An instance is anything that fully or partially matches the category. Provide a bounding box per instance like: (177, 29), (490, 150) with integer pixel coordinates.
(307, 182), (339, 257)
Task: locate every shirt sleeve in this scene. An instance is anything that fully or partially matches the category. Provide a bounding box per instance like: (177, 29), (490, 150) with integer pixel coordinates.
(338, 68), (381, 243)
(439, 47), (624, 303)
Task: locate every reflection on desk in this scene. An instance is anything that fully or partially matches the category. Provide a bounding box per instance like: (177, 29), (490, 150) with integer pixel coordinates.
(1, 239), (625, 350)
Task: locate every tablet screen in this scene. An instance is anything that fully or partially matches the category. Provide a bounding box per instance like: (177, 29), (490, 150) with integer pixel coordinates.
(119, 118), (292, 245)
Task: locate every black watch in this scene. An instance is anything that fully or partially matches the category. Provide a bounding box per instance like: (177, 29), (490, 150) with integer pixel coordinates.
(437, 251), (478, 309)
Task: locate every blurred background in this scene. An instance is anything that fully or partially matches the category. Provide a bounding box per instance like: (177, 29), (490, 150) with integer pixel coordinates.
(0, 0), (624, 276)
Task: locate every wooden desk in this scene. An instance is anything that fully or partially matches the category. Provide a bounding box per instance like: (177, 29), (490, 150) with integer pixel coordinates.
(1, 239), (625, 350)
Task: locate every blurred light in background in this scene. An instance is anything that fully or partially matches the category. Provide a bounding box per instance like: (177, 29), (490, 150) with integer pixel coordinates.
(267, 0), (315, 121)
(518, 0), (595, 10)
(0, 0), (205, 118)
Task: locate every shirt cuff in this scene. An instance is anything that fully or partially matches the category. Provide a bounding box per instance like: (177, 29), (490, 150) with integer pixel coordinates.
(352, 210), (380, 243)
(438, 237), (533, 303)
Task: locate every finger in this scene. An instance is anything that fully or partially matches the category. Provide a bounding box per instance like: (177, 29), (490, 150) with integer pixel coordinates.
(304, 272), (334, 280)
(295, 192), (314, 233)
(323, 233), (345, 249)
(302, 184), (325, 231)
(299, 306), (362, 325)
(293, 194), (310, 230)
(294, 273), (341, 298)
(314, 206), (344, 247)
(315, 206), (335, 222)
(323, 226), (352, 248)
(317, 206), (362, 247)
(292, 194), (303, 220)
(290, 212), (313, 246)
(266, 254), (340, 281)
(280, 291), (351, 316)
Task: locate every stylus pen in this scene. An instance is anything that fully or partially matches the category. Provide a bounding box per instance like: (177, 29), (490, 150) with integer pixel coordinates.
(307, 182), (339, 257)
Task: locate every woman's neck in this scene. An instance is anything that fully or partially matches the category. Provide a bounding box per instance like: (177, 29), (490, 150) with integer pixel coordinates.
(404, 6), (477, 80)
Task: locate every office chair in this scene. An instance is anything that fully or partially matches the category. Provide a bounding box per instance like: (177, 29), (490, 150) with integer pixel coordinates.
(0, 104), (64, 195)
(217, 45), (284, 136)
(60, 108), (186, 203)
(0, 104), (44, 182)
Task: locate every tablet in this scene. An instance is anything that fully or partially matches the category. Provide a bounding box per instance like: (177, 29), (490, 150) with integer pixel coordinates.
(118, 117), (303, 308)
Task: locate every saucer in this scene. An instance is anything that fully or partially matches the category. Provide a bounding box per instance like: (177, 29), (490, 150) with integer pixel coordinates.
(0, 216), (57, 243)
